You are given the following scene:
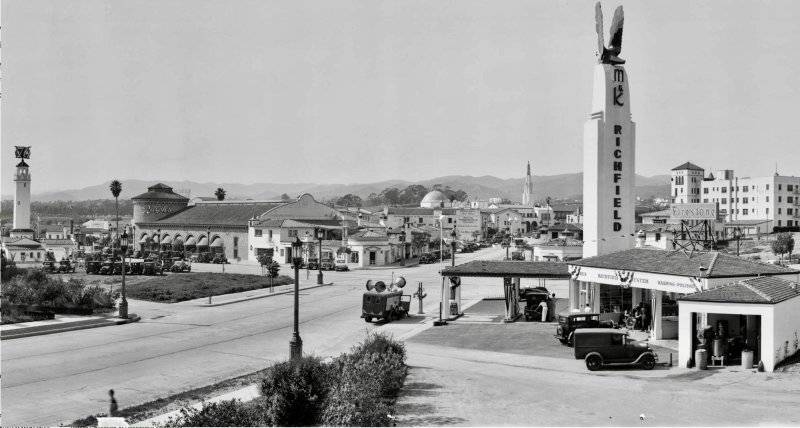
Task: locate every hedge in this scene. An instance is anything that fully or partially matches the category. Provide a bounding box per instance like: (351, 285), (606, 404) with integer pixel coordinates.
(163, 332), (407, 427)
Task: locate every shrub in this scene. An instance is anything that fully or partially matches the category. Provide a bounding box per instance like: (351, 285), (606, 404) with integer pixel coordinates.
(350, 331), (406, 363)
(160, 398), (269, 427)
(259, 356), (335, 426)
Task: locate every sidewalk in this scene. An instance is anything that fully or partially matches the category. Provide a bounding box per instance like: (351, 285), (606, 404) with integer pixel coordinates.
(0, 313), (140, 340)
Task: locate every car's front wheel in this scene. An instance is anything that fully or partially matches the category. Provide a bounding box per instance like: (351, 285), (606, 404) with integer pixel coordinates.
(640, 354), (656, 370)
(585, 355), (603, 371)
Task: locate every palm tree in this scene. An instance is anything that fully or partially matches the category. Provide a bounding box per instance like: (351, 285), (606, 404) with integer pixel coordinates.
(109, 180), (122, 238)
(215, 187), (226, 201)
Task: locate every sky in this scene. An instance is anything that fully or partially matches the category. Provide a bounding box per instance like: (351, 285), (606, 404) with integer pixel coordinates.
(2, 0), (800, 196)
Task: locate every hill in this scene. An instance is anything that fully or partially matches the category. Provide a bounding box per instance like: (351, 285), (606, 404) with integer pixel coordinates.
(2, 173), (670, 203)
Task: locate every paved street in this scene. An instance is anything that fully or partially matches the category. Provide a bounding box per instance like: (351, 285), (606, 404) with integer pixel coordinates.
(1, 247), (521, 426)
(396, 341), (800, 426)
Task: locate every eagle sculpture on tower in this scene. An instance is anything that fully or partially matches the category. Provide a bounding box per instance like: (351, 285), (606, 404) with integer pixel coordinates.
(595, 3), (625, 65)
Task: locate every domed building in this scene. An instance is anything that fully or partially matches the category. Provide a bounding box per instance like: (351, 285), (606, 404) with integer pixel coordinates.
(420, 190), (449, 208)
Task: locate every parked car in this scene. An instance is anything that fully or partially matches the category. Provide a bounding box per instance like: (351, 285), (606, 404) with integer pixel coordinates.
(212, 254), (228, 264)
(58, 259), (76, 273)
(142, 260), (163, 275)
(334, 260), (349, 271)
(555, 312), (615, 346)
(573, 328), (657, 371)
(320, 260), (335, 270)
(511, 251), (525, 261)
(306, 258), (319, 270)
(520, 286), (552, 321)
(42, 260), (57, 273)
(85, 260), (102, 274)
(418, 253), (436, 264)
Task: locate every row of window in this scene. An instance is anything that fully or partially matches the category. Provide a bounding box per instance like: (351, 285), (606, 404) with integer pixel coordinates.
(704, 195), (795, 205)
(703, 183), (797, 194)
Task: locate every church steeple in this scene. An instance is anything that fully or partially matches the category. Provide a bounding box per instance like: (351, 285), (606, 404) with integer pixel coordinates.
(522, 161), (534, 206)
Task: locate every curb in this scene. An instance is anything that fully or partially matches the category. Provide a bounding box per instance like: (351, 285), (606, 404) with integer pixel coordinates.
(198, 283), (334, 307)
(1, 314), (141, 340)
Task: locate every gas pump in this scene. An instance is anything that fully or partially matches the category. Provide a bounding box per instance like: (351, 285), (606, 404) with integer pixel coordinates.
(449, 276), (462, 316)
(412, 282), (427, 314)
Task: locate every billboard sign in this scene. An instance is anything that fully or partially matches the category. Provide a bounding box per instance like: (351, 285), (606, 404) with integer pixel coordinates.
(669, 203), (717, 221)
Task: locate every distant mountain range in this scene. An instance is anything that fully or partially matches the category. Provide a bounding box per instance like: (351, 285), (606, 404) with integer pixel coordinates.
(2, 173), (670, 203)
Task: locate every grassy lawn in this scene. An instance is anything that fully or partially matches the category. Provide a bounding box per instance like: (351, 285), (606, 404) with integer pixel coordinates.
(125, 272), (294, 303)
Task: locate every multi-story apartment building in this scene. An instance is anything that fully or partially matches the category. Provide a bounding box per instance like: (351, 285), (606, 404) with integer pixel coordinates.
(671, 162), (705, 204)
(671, 162), (800, 229)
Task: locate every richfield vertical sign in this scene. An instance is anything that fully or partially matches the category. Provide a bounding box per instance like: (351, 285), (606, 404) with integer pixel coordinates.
(583, 4), (636, 257)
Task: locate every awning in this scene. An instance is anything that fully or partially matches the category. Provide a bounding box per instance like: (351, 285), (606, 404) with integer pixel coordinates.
(139, 236), (149, 244)
(173, 237), (184, 246)
(197, 236), (208, 246)
(161, 236), (173, 245)
(185, 236), (197, 246)
(209, 237), (223, 248)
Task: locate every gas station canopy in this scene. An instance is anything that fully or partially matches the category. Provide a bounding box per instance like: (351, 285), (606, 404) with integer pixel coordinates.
(441, 260), (570, 279)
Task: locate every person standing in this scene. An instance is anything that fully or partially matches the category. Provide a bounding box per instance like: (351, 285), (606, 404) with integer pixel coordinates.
(539, 300), (549, 322)
(108, 389), (119, 417)
(583, 303), (592, 313)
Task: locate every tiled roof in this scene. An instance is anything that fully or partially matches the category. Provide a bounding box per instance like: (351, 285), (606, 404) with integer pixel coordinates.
(441, 260), (570, 278)
(535, 238), (583, 247)
(41, 239), (77, 246)
(150, 202), (285, 227)
(131, 183), (190, 201)
(282, 219), (348, 229)
(349, 230), (388, 241)
(640, 209), (671, 217)
(570, 248), (798, 278)
(672, 162), (704, 171)
(680, 277), (800, 304)
(724, 220), (772, 226)
(1, 237), (45, 249)
(386, 207), (435, 216)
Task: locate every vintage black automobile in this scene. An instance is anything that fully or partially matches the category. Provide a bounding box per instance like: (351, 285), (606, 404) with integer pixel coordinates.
(142, 260), (163, 275)
(418, 253), (435, 264)
(361, 290), (411, 323)
(555, 312), (615, 346)
(520, 286), (552, 321)
(511, 251), (525, 261)
(334, 260), (349, 271)
(85, 260), (102, 274)
(573, 328), (657, 371)
(306, 258), (319, 270)
(320, 260), (335, 270)
(42, 260), (57, 273)
(58, 259), (76, 273)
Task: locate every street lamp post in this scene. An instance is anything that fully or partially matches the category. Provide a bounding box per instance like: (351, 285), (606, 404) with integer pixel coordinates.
(290, 237), (304, 360)
(118, 226), (130, 319)
(399, 230), (406, 266)
(502, 238), (510, 260)
(315, 227), (324, 285)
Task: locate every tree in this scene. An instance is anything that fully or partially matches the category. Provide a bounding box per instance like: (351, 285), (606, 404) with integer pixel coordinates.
(451, 189), (469, 202)
(397, 185), (428, 205)
(109, 179), (122, 240)
(380, 188), (401, 206)
(771, 233), (795, 262)
(336, 194), (363, 207)
(365, 192), (383, 206)
(266, 260), (280, 292)
(214, 188), (226, 201)
(280, 193), (292, 201)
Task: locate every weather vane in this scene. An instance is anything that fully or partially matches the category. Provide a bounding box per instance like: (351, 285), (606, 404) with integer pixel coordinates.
(595, 3), (625, 65)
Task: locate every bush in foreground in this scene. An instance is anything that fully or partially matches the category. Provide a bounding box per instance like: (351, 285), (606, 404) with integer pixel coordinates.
(160, 398), (270, 427)
(163, 332), (407, 427)
(259, 356), (335, 426)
